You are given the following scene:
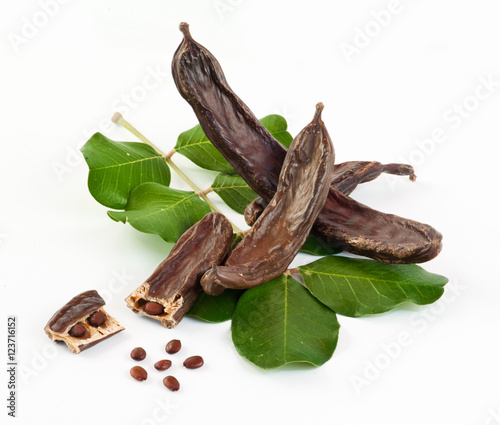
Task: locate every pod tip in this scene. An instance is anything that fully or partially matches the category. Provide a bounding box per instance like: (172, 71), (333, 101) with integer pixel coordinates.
(179, 22), (192, 39)
(314, 102), (324, 120)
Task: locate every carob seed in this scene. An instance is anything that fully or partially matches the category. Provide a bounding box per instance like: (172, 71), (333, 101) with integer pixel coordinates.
(183, 355), (204, 369)
(130, 347), (147, 361)
(165, 339), (181, 354)
(144, 301), (164, 315)
(69, 323), (86, 338)
(163, 375), (180, 391)
(130, 366), (147, 381)
(88, 311), (106, 327)
(154, 359), (172, 371)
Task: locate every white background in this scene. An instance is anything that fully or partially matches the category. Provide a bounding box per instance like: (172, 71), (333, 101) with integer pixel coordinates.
(1, 1), (499, 424)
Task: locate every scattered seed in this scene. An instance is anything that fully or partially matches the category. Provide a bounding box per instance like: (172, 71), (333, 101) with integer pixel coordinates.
(130, 366), (147, 381)
(163, 375), (180, 391)
(165, 339), (182, 354)
(183, 355), (204, 369)
(154, 359), (172, 371)
(130, 347), (147, 361)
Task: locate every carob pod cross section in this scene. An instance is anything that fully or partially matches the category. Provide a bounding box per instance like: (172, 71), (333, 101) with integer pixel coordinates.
(125, 212), (233, 328)
(45, 290), (124, 354)
(244, 161), (416, 225)
(172, 23), (442, 264)
(201, 103), (334, 295)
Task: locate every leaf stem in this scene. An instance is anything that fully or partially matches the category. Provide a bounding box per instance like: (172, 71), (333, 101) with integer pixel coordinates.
(111, 112), (244, 234)
(112, 112), (165, 155)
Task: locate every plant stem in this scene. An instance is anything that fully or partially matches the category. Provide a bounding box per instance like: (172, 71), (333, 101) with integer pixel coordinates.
(112, 112), (166, 156)
(111, 112), (244, 234)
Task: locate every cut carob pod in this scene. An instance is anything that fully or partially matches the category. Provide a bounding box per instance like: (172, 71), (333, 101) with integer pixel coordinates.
(125, 212), (233, 328)
(201, 103), (334, 295)
(172, 22), (442, 264)
(245, 161), (417, 225)
(45, 290), (124, 354)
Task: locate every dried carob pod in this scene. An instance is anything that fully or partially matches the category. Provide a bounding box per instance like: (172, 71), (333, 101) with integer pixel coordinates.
(246, 190), (441, 263)
(172, 23), (442, 264)
(201, 103), (334, 295)
(330, 161), (416, 196)
(172, 22), (287, 201)
(125, 212), (233, 328)
(245, 161), (417, 226)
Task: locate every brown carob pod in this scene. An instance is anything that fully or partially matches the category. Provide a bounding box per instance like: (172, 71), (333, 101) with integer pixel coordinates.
(44, 290), (124, 354)
(172, 23), (442, 264)
(329, 161), (416, 196)
(246, 190), (442, 263)
(244, 161), (417, 226)
(172, 22), (287, 201)
(243, 197), (268, 228)
(201, 103), (334, 295)
(125, 212), (233, 328)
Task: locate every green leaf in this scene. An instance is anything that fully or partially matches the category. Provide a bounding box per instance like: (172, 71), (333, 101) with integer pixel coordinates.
(259, 114), (293, 147)
(300, 234), (343, 256)
(231, 275), (340, 369)
(174, 125), (235, 174)
(81, 133), (170, 209)
(187, 290), (244, 323)
(174, 115), (293, 173)
(299, 256), (448, 318)
(211, 173), (258, 214)
(108, 183), (211, 243)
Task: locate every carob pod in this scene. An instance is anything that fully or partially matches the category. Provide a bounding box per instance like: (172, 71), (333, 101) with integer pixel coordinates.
(172, 23), (442, 264)
(125, 212), (233, 328)
(329, 160), (416, 196)
(201, 103), (334, 295)
(172, 22), (286, 201)
(244, 161), (417, 226)
(44, 290), (124, 354)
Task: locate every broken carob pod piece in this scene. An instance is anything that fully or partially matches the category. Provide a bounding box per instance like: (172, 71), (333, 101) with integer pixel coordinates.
(201, 103), (334, 295)
(44, 290), (124, 354)
(125, 212), (233, 328)
(244, 161), (417, 226)
(172, 23), (442, 264)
